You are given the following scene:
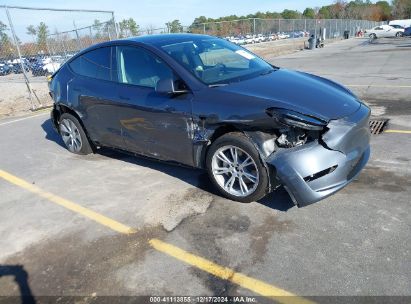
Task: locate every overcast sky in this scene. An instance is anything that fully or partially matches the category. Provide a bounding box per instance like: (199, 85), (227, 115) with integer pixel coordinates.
(1, 0), (339, 42)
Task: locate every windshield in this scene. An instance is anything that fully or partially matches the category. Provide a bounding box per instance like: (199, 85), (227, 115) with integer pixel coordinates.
(161, 38), (274, 85)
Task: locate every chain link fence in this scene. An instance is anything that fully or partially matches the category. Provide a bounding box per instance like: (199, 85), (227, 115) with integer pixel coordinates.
(190, 18), (382, 38)
(0, 6), (383, 116)
(0, 5), (116, 114)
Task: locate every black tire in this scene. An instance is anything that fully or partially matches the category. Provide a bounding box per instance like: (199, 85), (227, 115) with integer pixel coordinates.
(206, 132), (269, 203)
(395, 32), (402, 37)
(59, 113), (93, 155)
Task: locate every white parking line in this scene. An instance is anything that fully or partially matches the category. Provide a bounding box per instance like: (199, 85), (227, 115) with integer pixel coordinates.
(0, 111), (49, 127)
(346, 84), (411, 88)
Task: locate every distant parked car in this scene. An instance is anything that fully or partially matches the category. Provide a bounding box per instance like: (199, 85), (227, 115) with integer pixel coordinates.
(244, 35), (255, 44)
(255, 34), (267, 43)
(268, 34), (278, 41)
(290, 31), (304, 38)
(390, 24), (404, 29)
(389, 19), (411, 28)
(31, 59), (47, 76)
(365, 24), (404, 38)
(0, 62), (11, 76)
(277, 33), (289, 39)
(30, 57), (61, 76)
(403, 27), (411, 37)
(43, 61), (61, 74)
(230, 37), (245, 45)
(12, 63), (30, 74)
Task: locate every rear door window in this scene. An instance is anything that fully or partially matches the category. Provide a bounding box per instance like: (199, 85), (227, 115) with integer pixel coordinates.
(69, 47), (112, 81)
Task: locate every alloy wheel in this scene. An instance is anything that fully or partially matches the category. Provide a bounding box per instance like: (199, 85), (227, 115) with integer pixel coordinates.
(60, 118), (83, 153)
(211, 145), (259, 197)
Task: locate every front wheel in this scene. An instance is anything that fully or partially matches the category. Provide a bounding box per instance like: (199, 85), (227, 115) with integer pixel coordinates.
(59, 113), (93, 155)
(395, 32), (403, 37)
(206, 132), (269, 203)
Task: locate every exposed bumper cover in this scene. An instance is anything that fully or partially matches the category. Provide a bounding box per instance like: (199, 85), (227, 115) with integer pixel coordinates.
(267, 104), (371, 207)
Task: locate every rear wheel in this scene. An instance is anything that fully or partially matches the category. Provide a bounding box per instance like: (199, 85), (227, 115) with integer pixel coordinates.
(395, 32), (403, 37)
(206, 132), (269, 203)
(59, 113), (93, 155)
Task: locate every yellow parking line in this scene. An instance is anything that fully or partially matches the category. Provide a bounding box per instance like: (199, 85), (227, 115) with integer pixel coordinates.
(385, 129), (411, 134)
(150, 239), (314, 304)
(0, 169), (314, 303)
(0, 169), (136, 234)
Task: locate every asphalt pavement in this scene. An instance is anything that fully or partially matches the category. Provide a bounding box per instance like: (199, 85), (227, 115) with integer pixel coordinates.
(0, 37), (410, 303)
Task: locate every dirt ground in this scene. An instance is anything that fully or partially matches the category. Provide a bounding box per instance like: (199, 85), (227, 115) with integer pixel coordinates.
(0, 76), (53, 118)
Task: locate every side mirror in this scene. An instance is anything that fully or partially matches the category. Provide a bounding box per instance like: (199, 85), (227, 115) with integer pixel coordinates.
(156, 78), (188, 95)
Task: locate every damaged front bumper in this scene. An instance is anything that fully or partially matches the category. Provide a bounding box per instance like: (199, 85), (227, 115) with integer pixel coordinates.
(267, 104), (371, 207)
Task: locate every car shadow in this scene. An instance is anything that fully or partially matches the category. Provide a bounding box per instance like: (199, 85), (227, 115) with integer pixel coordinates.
(0, 265), (36, 304)
(41, 118), (66, 149)
(41, 118), (295, 212)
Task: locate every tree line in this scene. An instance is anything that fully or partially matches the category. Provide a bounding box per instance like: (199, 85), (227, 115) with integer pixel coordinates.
(190, 0), (411, 26)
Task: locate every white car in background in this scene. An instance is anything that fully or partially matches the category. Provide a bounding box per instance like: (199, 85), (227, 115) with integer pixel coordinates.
(244, 35), (256, 44)
(277, 32), (290, 39)
(365, 24), (404, 38)
(389, 19), (411, 28)
(230, 37), (245, 45)
(42, 57), (61, 74)
(268, 34), (278, 41)
(255, 34), (267, 43)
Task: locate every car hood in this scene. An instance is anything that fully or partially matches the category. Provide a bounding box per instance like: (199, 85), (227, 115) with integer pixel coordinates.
(219, 68), (361, 121)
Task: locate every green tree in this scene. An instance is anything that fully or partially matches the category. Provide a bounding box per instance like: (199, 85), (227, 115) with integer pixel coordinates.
(166, 20), (183, 33)
(0, 20), (9, 42)
(318, 6), (332, 18)
(392, 0), (411, 19)
(92, 19), (102, 38)
(303, 8), (316, 19)
(281, 9), (302, 19)
(36, 22), (49, 47)
(26, 25), (37, 44)
(376, 1), (391, 20)
(119, 18), (140, 37)
(0, 21), (14, 58)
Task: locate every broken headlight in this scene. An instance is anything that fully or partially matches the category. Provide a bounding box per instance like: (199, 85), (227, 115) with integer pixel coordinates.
(266, 107), (327, 131)
(266, 108), (328, 148)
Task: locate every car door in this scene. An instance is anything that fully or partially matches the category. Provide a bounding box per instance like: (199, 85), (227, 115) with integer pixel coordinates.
(382, 25), (394, 37)
(67, 46), (125, 149)
(372, 26), (383, 37)
(113, 45), (195, 166)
